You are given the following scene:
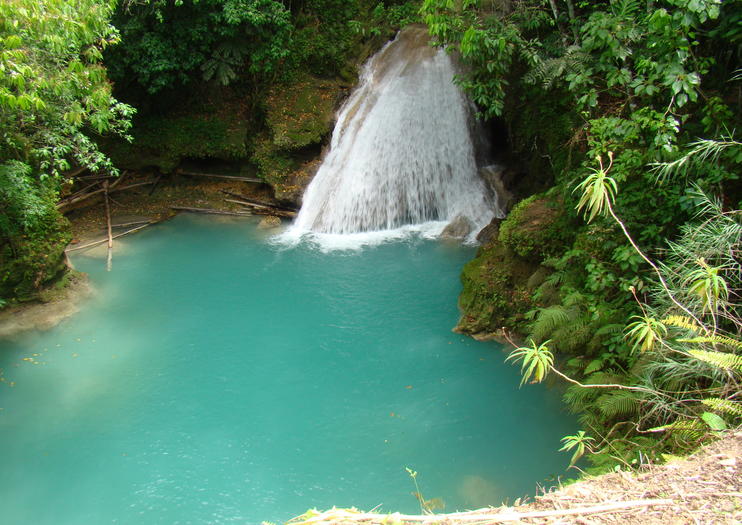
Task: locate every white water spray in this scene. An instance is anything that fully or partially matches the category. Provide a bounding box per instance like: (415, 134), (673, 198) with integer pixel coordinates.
(282, 27), (498, 248)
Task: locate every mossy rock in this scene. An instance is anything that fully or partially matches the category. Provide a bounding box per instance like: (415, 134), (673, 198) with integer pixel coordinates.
(264, 74), (342, 150)
(251, 133), (298, 187)
(456, 241), (539, 335)
(0, 212), (72, 302)
(498, 193), (575, 260)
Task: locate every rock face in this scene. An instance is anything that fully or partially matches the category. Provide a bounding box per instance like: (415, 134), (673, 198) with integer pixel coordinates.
(455, 193), (575, 335)
(475, 217), (502, 244)
(441, 215), (474, 239)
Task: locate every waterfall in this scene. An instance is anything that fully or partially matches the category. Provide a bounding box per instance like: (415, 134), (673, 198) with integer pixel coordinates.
(283, 26), (499, 248)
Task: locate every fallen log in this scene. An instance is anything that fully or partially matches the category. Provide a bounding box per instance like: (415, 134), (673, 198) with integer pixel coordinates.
(224, 199), (296, 218)
(176, 170), (264, 183)
(220, 189), (298, 212)
(170, 206), (252, 216)
(66, 223), (153, 253)
(111, 220), (151, 228)
(63, 166), (90, 179)
(57, 179), (154, 211)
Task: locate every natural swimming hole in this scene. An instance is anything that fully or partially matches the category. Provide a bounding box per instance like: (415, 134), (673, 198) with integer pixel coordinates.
(0, 215), (576, 524)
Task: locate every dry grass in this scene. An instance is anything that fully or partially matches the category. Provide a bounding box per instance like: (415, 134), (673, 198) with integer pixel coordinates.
(284, 430), (741, 525)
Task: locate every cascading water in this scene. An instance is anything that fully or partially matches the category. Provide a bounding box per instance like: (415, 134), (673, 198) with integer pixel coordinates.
(283, 26), (499, 246)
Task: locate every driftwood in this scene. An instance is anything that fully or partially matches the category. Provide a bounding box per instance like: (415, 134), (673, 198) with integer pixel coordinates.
(57, 172), (128, 210)
(176, 169), (264, 183)
(170, 206), (252, 216)
(220, 189), (297, 218)
(57, 177), (154, 211)
(287, 499), (675, 525)
(66, 223), (153, 253)
(103, 181), (114, 271)
(111, 220), (151, 228)
(220, 189), (297, 212)
(224, 198), (297, 218)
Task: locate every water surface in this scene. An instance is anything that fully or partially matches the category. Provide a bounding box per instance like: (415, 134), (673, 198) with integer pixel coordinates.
(0, 215), (575, 524)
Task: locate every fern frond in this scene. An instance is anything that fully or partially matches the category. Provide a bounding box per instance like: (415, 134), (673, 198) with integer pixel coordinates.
(584, 358), (604, 375)
(552, 320), (591, 352)
(563, 383), (597, 409)
(688, 349), (742, 373)
(578, 410), (603, 431)
(596, 391), (641, 419)
(679, 335), (742, 350)
(585, 371), (625, 385)
(701, 398), (742, 417)
(612, 0), (640, 18)
(648, 419), (707, 440)
(530, 305), (576, 342)
(663, 315), (701, 333)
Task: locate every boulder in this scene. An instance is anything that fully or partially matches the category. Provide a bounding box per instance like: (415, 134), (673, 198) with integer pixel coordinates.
(257, 216), (282, 229)
(441, 214), (474, 239)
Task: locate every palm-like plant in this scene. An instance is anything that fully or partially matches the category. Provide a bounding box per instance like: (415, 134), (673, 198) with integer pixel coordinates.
(506, 339), (554, 386)
(574, 153), (617, 223)
(625, 315), (667, 353)
(559, 430), (595, 467)
(685, 258), (729, 315)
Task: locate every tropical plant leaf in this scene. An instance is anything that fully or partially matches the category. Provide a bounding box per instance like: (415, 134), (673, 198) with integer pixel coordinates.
(625, 315), (667, 353)
(596, 390), (641, 418)
(584, 358), (604, 375)
(688, 349), (742, 373)
(506, 339), (554, 386)
(679, 335), (742, 350)
(663, 315), (701, 333)
(701, 398), (742, 417)
(648, 419), (707, 440)
(701, 411), (727, 431)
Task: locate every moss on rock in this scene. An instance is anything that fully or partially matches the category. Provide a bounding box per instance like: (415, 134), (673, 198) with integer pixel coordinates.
(456, 192), (575, 335)
(498, 194), (575, 259)
(456, 241), (539, 334)
(0, 211), (72, 303)
(264, 75), (342, 150)
(253, 74), (344, 200)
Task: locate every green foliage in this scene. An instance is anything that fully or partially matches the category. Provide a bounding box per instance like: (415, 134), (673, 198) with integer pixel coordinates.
(444, 0), (740, 472)
(506, 339), (554, 386)
(498, 194), (574, 259)
(559, 430), (595, 468)
(0, 0), (134, 300)
(625, 315), (667, 353)
(701, 398), (742, 418)
(574, 155), (617, 223)
(107, 0), (293, 94)
(684, 258), (729, 315)
(687, 349), (742, 373)
(595, 390), (641, 419)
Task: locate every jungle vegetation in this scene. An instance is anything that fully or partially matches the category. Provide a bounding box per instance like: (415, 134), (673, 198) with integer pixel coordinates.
(0, 0), (739, 476)
(422, 0), (740, 472)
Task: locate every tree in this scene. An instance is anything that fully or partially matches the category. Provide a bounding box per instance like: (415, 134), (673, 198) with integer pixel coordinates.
(0, 0), (134, 300)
